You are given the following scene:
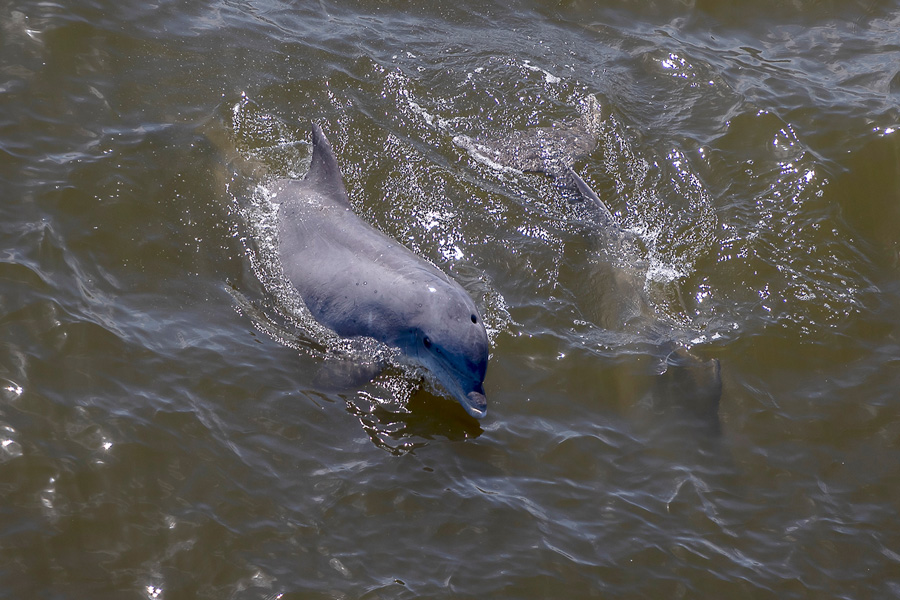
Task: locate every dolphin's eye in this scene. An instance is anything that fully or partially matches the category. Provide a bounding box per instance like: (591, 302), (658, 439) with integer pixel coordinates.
(423, 336), (432, 349)
(471, 314), (478, 324)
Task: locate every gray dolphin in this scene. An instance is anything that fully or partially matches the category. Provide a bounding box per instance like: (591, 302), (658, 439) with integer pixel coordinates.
(269, 123), (490, 418)
(455, 100), (721, 426)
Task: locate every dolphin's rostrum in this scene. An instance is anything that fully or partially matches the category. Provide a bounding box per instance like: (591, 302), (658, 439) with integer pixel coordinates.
(270, 123), (490, 418)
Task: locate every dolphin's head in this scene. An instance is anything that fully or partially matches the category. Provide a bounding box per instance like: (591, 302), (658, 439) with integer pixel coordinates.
(410, 291), (490, 419)
(656, 346), (722, 432)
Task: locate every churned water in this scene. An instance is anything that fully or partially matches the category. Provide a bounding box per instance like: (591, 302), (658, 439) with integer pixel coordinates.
(2, 0), (899, 597)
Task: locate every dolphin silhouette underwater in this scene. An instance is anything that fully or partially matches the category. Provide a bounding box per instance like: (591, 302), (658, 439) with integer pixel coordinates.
(269, 123), (490, 418)
(455, 100), (721, 427)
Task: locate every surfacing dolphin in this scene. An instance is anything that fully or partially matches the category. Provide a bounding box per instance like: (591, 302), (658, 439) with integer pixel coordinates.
(455, 98), (721, 428)
(269, 123), (490, 418)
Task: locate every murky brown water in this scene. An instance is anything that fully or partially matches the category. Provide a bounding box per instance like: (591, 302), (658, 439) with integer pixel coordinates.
(2, 0), (900, 597)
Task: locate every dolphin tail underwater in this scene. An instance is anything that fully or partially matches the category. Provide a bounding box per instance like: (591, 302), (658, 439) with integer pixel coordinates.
(269, 123), (491, 419)
(455, 98), (721, 426)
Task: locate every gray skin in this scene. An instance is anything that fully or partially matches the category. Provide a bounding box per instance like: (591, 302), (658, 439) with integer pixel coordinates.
(270, 123), (490, 418)
(457, 102), (721, 427)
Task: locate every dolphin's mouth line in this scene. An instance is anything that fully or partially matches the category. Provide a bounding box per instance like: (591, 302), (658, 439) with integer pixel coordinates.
(412, 348), (487, 419)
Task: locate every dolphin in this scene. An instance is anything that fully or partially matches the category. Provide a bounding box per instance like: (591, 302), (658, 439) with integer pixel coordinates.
(269, 123), (490, 418)
(455, 100), (721, 426)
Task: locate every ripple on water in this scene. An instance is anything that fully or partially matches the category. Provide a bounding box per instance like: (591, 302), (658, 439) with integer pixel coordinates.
(3, 0), (900, 598)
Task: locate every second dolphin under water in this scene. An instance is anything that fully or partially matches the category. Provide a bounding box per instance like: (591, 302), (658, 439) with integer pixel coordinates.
(455, 99), (722, 428)
(269, 124), (490, 419)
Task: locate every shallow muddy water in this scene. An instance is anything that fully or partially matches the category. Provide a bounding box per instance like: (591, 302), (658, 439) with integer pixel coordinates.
(2, 0), (900, 597)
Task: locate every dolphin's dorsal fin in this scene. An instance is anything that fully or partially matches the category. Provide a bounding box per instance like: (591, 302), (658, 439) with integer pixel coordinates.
(565, 167), (618, 227)
(306, 123), (351, 207)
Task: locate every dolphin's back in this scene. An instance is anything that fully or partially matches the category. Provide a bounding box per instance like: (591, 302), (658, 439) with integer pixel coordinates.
(272, 126), (474, 345)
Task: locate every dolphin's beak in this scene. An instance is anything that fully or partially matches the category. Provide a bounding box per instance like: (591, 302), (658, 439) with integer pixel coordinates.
(424, 351), (488, 419)
(460, 387), (487, 419)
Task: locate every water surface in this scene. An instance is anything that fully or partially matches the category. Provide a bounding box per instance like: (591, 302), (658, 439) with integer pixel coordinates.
(2, 0), (900, 597)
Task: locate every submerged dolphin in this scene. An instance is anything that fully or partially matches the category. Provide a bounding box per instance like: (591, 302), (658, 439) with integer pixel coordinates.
(269, 124), (490, 418)
(456, 100), (721, 426)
